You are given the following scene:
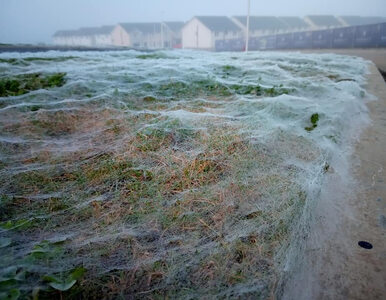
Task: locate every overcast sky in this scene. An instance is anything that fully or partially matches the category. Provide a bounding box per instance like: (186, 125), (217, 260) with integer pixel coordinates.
(1, 0), (386, 44)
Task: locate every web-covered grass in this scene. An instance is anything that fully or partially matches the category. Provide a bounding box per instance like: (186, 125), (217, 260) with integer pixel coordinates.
(0, 50), (369, 299)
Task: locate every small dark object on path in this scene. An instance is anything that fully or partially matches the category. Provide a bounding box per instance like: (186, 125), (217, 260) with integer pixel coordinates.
(358, 241), (373, 249)
(378, 68), (386, 82)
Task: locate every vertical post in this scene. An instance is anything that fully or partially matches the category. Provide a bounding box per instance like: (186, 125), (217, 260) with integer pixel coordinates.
(246, 0), (250, 52)
(161, 22), (164, 49)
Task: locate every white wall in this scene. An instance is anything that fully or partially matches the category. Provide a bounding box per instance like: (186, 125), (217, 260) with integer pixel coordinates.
(111, 25), (131, 46)
(182, 18), (213, 50)
(72, 36), (94, 47)
(95, 34), (113, 47)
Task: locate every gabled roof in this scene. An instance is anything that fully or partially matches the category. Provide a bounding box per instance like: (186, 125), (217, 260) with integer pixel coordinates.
(277, 17), (309, 29)
(233, 16), (288, 30)
(53, 30), (77, 37)
(306, 15), (342, 27)
(164, 22), (184, 33)
(98, 25), (115, 34)
(53, 26), (114, 38)
(195, 16), (241, 32)
(119, 23), (162, 34)
(76, 27), (101, 36)
(340, 16), (386, 26)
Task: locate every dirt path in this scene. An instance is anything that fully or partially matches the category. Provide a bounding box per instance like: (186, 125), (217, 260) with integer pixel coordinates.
(281, 63), (386, 299)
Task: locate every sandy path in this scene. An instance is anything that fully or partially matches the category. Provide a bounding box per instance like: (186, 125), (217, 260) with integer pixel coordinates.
(281, 63), (386, 299)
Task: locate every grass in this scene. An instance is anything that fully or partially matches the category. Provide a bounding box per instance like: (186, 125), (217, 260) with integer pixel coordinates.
(0, 61), (311, 299)
(305, 113), (320, 132)
(136, 79), (293, 99)
(0, 56), (77, 65)
(136, 53), (176, 60)
(0, 73), (66, 97)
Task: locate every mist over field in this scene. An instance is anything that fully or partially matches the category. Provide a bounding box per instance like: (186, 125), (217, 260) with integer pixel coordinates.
(1, 0), (386, 44)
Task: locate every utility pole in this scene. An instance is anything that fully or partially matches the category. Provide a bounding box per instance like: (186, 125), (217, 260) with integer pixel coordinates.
(160, 11), (165, 49)
(246, 0), (250, 52)
(161, 23), (164, 49)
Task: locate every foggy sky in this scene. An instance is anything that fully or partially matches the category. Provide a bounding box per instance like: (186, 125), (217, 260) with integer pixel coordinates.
(1, 0), (386, 44)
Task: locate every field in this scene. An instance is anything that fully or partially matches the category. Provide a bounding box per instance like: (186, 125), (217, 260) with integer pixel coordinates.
(0, 50), (370, 299)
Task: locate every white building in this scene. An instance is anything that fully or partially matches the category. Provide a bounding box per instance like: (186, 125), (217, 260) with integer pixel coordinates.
(94, 26), (115, 46)
(53, 26), (114, 47)
(163, 22), (184, 48)
(53, 30), (77, 46)
(182, 16), (243, 50)
(111, 23), (160, 48)
(111, 22), (184, 49)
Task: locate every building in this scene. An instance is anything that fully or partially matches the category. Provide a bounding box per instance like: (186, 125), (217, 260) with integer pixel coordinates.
(111, 22), (183, 49)
(112, 22), (167, 48)
(94, 26), (115, 46)
(53, 26), (114, 47)
(163, 22), (185, 48)
(182, 16), (242, 50)
(304, 15), (343, 30)
(232, 16), (288, 37)
(277, 17), (310, 32)
(338, 16), (386, 26)
(53, 30), (77, 46)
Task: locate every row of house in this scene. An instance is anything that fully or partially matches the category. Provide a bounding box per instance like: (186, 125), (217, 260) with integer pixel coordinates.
(53, 26), (115, 47)
(53, 15), (386, 50)
(182, 15), (386, 50)
(53, 22), (184, 49)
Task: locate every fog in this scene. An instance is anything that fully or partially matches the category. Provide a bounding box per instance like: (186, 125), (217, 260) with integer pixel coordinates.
(1, 0), (386, 44)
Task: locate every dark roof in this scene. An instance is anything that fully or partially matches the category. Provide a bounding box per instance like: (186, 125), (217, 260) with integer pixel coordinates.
(53, 30), (77, 37)
(340, 16), (386, 26)
(119, 23), (162, 34)
(234, 16), (288, 30)
(53, 26), (114, 37)
(76, 27), (101, 36)
(306, 15), (342, 27)
(195, 16), (241, 32)
(98, 25), (115, 34)
(164, 22), (184, 33)
(277, 17), (309, 29)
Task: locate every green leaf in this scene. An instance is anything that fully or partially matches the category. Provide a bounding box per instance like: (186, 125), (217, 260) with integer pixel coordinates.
(310, 113), (319, 125)
(0, 219), (32, 230)
(13, 271), (25, 282)
(42, 275), (60, 283)
(0, 289), (20, 300)
(48, 279), (77, 291)
(43, 267), (86, 292)
(0, 238), (12, 248)
(0, 279), (17, 289)
(69, 267), (86, 280)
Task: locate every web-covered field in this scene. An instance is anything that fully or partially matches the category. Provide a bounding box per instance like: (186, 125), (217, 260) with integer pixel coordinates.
(0, 50), (371, 299)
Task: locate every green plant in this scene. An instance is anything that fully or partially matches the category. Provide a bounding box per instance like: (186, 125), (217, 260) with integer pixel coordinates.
(43, 267), (86, 292)
(0, 289), (20, 300)
(305, 113), (320, 132)
(0, 73), (66, 97)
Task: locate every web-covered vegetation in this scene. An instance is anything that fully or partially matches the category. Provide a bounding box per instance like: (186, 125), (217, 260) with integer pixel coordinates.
(0, 51), (367, 299)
